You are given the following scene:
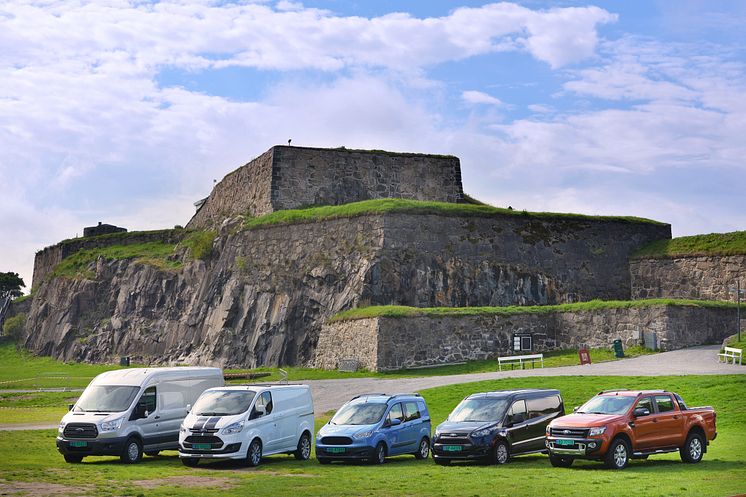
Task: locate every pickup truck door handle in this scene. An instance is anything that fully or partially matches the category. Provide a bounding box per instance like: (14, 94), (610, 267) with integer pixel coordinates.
(673, 415), (680, 419)
(652, 419), (658, 423)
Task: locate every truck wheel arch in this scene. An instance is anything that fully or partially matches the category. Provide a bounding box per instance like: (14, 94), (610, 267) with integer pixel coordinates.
(686, 426), (707, 452)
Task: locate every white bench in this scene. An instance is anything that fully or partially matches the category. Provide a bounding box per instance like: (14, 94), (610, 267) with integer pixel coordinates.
(718, 347), (743, 365)
(498, 353), (544, 371)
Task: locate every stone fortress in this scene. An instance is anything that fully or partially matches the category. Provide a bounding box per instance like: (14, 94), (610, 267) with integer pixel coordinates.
(18, 145), (744, 370)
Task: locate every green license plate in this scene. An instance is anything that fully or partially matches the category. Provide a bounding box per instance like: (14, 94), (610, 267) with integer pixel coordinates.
(443, 445), (462, 452)
(327, 447), (346, 454)
(192, 443), (211, 450)
(555, 439), (575, 446)
(69, 441), (88, 448)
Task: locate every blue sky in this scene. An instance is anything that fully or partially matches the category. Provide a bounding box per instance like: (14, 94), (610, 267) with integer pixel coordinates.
(1, 1), (745, 289)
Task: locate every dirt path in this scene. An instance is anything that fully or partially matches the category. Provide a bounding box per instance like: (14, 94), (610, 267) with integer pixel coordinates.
(1, 345), (742, 431)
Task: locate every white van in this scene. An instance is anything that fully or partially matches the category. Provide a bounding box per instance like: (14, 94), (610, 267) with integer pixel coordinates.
(57, 367), (223, 464)
(178, 384), (314, 467)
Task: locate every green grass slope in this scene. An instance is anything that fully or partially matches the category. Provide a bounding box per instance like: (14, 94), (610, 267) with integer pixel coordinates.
(634, 230), (746, 258)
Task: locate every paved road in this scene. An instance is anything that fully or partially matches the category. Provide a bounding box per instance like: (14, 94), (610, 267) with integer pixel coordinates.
(1, 345), (742, 431)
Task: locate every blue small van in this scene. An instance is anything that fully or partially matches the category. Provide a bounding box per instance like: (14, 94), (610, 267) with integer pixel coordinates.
(316, 393), (431, 464)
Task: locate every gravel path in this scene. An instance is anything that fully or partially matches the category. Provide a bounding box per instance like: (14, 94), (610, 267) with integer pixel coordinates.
(1, 345), (742, 431)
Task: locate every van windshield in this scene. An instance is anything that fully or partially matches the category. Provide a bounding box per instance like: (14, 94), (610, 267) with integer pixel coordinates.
(449, 398), (508, 423)
(193, 390), (256, 416)
(74, 385), (140, 413)
(576, 395), (636, 415)
(331, 403), (387, 425)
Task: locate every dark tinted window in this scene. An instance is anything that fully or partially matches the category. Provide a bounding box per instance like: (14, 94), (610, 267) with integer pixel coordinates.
(507, 399), (527, 424)
(404, 401), (420, 422)
(527, 395), (561, 418)
(636, 397), (653, 413)
(655, 395), (675, 413)
(387, 403), (405, 424)
(674, 393), (687, 410)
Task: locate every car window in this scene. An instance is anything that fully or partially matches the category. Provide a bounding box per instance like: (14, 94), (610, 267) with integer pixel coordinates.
(387, 403), (405, 424)
(527, 395), (561, 418)
(635, 397), (653, 413)
(250, 391), (273, 419)
(404, 401), (420, 422)
(138, 386), (156, 413)
(507, 399), (527, 425)
(654, 395), (675, 413)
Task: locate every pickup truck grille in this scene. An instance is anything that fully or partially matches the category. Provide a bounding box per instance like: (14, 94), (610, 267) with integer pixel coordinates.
(550, 427), (589, 439)
(320, 436), (353, 446)
(63, 423), (98, 439)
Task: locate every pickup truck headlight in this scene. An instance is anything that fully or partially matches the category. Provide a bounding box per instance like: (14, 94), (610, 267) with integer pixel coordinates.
(221, 421), (244, 435)
(100, 417), (124, 433)
(589, 426), (607, 436)
(353, 430), (374, 439)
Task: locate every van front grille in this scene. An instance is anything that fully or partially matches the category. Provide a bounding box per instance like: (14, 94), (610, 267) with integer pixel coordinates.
(320, 436), (353, 445)
(64, 423), (98, 439)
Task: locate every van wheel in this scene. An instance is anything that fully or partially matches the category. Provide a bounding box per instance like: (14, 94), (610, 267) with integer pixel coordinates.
(493, 440), (509, 465)
(64, 454), (83, 464)
(372, 442), (386, 464)
(549, 454), (574, 467)
(181, 457), (199, 467)
(414, 437), (430, 459)
(120, 438), (143, 464)
(246, 439), (262, 467)
(434, 457), (451, 466)
(680, 432), (704, 463)
(317, 458), (331, 465)
(604, 438), (629, 469)
(145, 451), (160, 457)
(294, 432), (312, 460)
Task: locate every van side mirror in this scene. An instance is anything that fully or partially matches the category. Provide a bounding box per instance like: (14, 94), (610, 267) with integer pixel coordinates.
(573, 406), (579, 413)
(186, 404), (191, 413)
(633, 407), (650, 417)
(68, 404), (74, 411)
(256, 404), (266, 416)
(389, 418), (401, 427)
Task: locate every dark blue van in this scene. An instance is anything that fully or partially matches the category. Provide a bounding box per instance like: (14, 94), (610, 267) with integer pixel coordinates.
(432, 389), (564, 465)
(316, 393), (431, 464)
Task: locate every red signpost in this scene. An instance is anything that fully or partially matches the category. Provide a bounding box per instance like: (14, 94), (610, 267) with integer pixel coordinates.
(578, 348), (591, 365)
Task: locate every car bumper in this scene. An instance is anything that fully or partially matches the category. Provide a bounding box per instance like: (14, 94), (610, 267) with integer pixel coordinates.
(178, 443), (243, 459)
(56, 436), (128, 457)
(315, 444), (376, 460)
(545, 437), (604, 457)
(432, 441), (491, 460)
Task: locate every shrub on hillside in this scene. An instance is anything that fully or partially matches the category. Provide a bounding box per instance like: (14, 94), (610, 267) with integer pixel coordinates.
(3, 313), (26, 340)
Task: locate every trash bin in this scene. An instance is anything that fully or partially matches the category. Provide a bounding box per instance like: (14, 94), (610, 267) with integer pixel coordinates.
(612, 339), (624, 358)
(119, 356), (130, 367)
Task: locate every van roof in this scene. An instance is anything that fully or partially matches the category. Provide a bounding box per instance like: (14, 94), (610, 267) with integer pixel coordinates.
(204, 384), (310, 393)
(467, 389), (560, 400)
(349, 393), (423, 404)
(91, 367), (222, 387)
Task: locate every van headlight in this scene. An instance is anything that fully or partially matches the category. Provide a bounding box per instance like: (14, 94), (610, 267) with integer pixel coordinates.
(180, 424), (188, 434)
(589, 426), (607, 436)
(58, 421), (66, 433)
(100, 417), (124, 432)
(353, 430), (374, 439)
(221, 421), (244, 435)
(471, 426), (495, 438)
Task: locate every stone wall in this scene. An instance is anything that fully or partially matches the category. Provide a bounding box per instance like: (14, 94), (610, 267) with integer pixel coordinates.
(630, 255), (746, 301)
(315, 305), (737, 371)
(367, 214), (670, 307)
(186, 149), (274, 229)
(32, 229), (185, 289)
(186, 146), (464, 229)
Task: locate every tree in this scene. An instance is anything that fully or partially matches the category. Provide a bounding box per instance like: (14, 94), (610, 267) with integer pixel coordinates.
(0, 272), (25, 300)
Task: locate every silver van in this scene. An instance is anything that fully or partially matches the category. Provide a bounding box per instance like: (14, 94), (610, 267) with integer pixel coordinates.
(57, 367), (224, 463)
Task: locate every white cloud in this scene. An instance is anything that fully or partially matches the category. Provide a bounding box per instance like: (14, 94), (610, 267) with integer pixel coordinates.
(462, 90), (502, 106)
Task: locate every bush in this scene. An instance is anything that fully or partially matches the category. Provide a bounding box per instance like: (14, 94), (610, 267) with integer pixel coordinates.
(3, 313), (26, 340)
(182, 231), (216, 260)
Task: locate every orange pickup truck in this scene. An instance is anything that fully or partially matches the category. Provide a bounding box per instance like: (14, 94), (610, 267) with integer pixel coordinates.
(545, 390), (716, 469)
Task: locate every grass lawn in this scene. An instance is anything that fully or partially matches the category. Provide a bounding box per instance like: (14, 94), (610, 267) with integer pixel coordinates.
(634, 230), (746, 258)
(0, 375), (744, 496)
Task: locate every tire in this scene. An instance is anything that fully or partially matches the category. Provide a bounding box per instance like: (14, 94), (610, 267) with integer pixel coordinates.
(120, 437), (143, 464)
(493, 440), (509, 465)
(145, 451), (160, 457)
(181, 457), (200, 467)
(317, 458), (331, 465)
(246, 438), (262, 467)
(434, 457), (451, 466)
(604, 438), (630, 470)
(294, 432), (312, 461)
(372, 442), (386, 465)
(414, 437), (430, 460)
(680, 432), (705, 464)
(549, 454), (574, 468)
(63, 454), (83, 464)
